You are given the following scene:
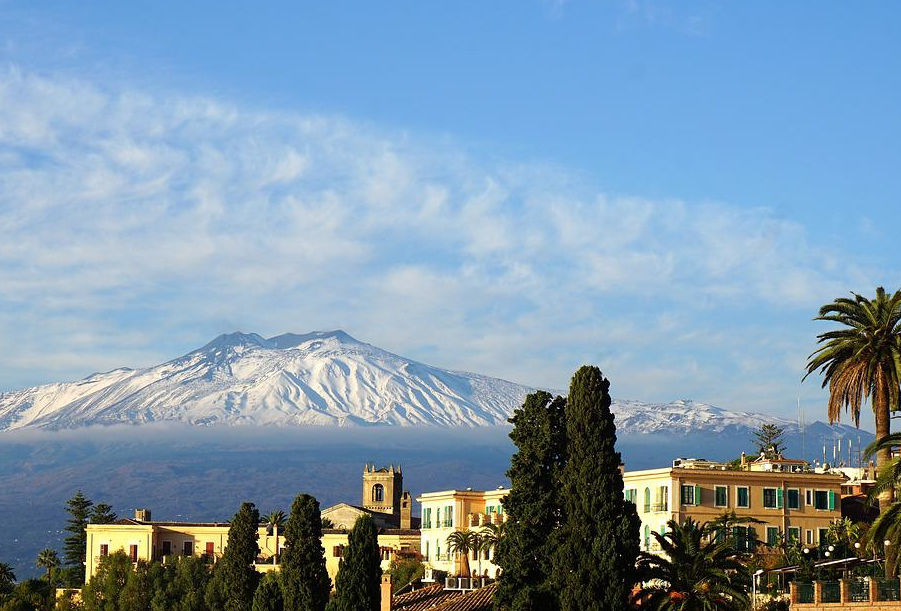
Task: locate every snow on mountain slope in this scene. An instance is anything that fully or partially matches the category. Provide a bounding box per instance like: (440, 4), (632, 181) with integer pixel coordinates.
(0, 330), (864, 437)
(0, 331), (529, 429)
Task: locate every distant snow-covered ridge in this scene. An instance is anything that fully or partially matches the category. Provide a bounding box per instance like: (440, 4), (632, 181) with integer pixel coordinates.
(0, 330), (861, 437)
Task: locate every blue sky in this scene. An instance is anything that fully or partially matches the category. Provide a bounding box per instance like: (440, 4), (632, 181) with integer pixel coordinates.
(0, 1), (898, 429)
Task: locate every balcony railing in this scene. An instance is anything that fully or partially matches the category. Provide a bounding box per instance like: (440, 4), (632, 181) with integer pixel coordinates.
(650, 503), (668, 512)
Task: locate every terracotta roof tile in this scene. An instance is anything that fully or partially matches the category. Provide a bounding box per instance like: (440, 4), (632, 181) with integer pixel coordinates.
(392, 583), (464, 611)
(429, 583), (498, 611)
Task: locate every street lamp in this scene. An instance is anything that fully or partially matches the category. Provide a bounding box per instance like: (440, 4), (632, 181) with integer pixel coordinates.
(752, 569), (765, 608)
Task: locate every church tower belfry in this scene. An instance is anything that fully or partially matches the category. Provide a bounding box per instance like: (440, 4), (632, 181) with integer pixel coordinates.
(362, 463), (404, 515)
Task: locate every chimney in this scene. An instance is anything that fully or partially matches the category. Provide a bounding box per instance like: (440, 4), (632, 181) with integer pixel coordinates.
(135, 508), (151, 522)
(381, 573), (393, 611)
(400, 491), (412, 530)
(740, 452), (747, 469)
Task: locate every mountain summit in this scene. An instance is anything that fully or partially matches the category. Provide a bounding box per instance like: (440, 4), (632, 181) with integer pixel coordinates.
(0, 331), (530, 430)
(0, 331), (862, 439)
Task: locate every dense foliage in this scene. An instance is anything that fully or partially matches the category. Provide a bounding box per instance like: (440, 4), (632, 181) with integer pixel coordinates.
(328, 514), (381, 611)
(632, 519), (750, 610)
(552, 366), (640, 611)
(280, 493), (331, 611)
(494, 390), (566, 611)
(206, 502), (261, 611)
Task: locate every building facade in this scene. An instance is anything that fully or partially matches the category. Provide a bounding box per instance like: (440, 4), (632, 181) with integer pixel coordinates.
(417, 487), (507, 579)
(623, 456), (845, 552)
(85, 464), (421, 584)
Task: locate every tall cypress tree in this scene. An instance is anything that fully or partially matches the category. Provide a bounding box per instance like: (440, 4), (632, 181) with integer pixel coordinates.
(280, 493), (330, 611)
(494, 390), (566, 611)
(552, 366), (640, 611)
(63, 491), (93, 576)
(328, 514), (381, 611)
(206, 502), (261, 611)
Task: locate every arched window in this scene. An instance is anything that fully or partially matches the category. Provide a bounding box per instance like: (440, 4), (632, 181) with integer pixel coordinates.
(372, 484), (384, 503)
(644, 487), (651, 513)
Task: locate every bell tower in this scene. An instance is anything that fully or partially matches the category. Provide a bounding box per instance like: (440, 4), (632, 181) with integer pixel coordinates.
(363, 463), (404, 515)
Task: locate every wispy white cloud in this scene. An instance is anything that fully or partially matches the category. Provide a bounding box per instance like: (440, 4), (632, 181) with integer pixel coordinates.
(0, 69), (884, 421)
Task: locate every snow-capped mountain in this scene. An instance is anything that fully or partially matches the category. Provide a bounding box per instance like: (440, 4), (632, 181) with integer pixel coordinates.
(0, 330), (864, 437)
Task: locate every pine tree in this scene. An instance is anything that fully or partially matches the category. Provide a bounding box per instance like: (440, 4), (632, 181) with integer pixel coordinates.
(252, 573), (284, 611)
(328, 514), (381, 611)
(552, 366), (640, 611)
(753, 423), (786, 459)
(494, 390), (566, 611)
(280, 493), (330, 611)
(62, 491), (93, 579)
(206, 502), (261, 611)
(91, 503), (118, 524)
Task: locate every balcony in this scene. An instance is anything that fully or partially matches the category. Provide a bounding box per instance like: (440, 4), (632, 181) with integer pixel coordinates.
(650, 503), (668, 512)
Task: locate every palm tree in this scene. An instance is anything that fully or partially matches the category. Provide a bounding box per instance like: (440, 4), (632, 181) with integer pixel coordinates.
(632, 519), (750, 611)
(862, 433), (901, 574)
(805, 287), (901, 510)
(36, 548), (60, 583)
(478, 521), (504, 574)
(445, 530), (478, 577)
(264, 510), (286, 562)
(0, 561), (15, 596)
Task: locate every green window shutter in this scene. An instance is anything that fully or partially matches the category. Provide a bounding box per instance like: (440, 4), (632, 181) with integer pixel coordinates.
(694, 485), (702, 505)
(777, 488), (784, 509)
(828, 490), (835, 511)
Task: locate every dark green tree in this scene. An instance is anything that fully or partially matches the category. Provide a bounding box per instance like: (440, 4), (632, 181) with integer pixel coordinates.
(206, 502), (261, 611)
(62, 490), (93, 580)
(552, 366), (640, 611)
(494, 390), (566, 611)
(81, 551), (132, 611)
(251, 573), (284, 611)
(91, 503), (118, 524)
(280, 494), (330, 611)
(388, 556), (424, 592)
(119, 560), (155, 611)
(164, 555), (212, 611)
(1, 578), (53, 611)
(328, 514), (381, 611)
(0, 561), (15, 597)
(753, 424), (786, 459)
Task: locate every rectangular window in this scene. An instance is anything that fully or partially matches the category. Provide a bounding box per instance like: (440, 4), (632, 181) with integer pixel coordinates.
(658, 486), (669, 511)
(333, 545), (343, 557)
(680, 484), (696, 505)
(436, 507), (441, 526)
(129, 545), (138, 562)
(206, 542), (215, 558)
(787, 489), (800, 510)
(737, 486), (750, 508)
(99, 544), (109, 557)
(806, 489), (813, 506)
(818, 528), (829, 545)
(788, 527), (801, 544)
(763, 488), (778, 509)
(424, 508), (432, 529)
(624, 489), (636, 504)
(715, 486), (728, 507)
(806, 529), (813, 545)
(162, 541), (171, 556)
(814, 490), (829, 510)
(425, 541), (429, 560)
(445, 506), (454, 527)
(766, 526), (781, 547)
(183, 541), (193, 556)
(732, 526), (755, 552)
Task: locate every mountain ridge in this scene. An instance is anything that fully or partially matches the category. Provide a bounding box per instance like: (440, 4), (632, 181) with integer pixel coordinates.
(0, 330), (865, 439)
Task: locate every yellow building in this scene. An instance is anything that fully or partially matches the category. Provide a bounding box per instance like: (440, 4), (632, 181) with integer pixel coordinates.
(417, 487), (507, 579)
(623, 456), (845, 552)
(85, 464), (421, 584)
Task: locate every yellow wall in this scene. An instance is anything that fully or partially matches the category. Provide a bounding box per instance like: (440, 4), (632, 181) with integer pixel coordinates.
(623, 466), (845, 552)
(417, 488), (507, 578)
